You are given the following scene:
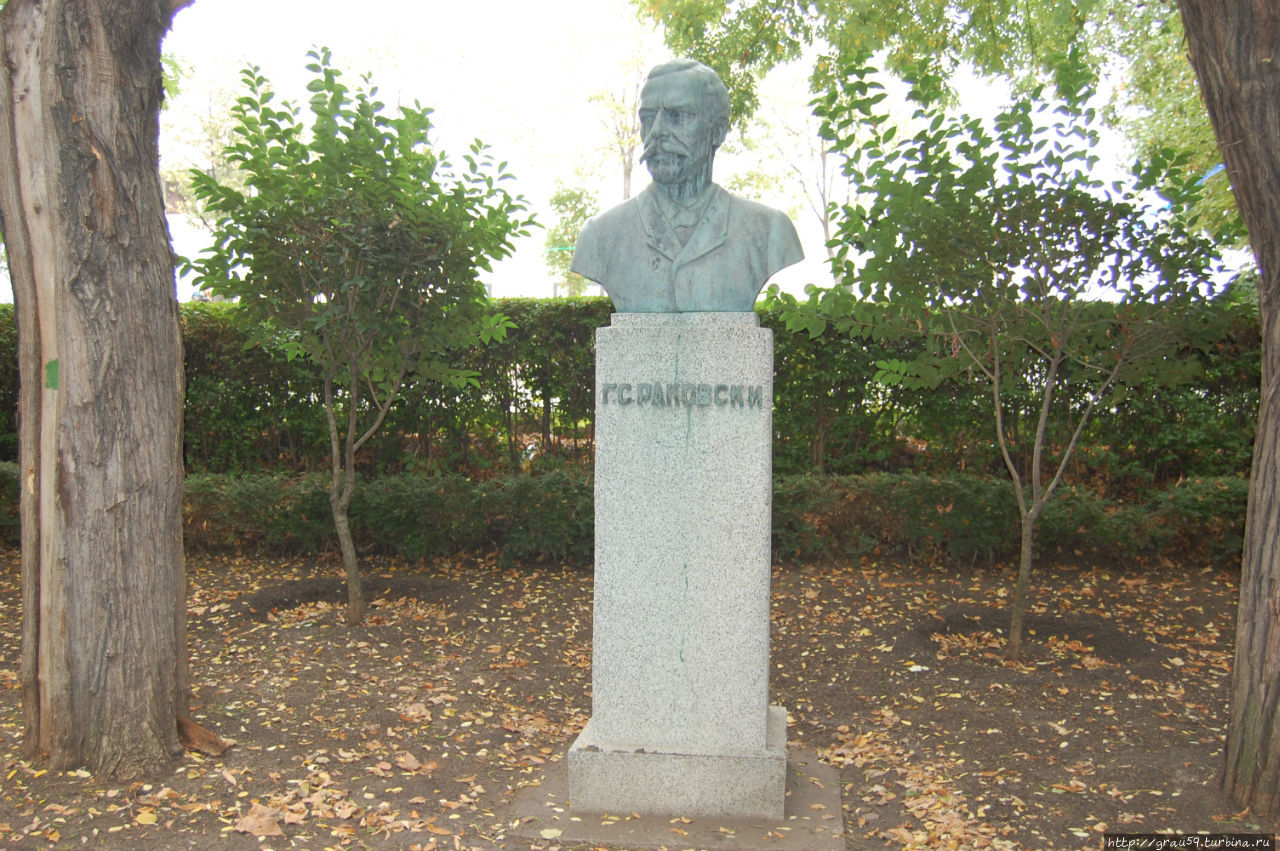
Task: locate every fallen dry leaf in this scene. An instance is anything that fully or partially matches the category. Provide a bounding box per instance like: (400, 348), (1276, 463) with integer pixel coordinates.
(235, 802), (284, 837)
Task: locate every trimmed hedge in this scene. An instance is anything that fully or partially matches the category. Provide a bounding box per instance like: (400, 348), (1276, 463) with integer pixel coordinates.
(176, 470), (1247, 568)
(772, 473), (1249, 567)
(181, 468), (594, 567)
(167, 297), (1279, 491)
(0, 301), (1260, 496)
(0, 463), (1243, 566)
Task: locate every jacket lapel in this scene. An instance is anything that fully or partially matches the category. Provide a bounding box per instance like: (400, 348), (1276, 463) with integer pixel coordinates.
(639, 187), (680, 262)
(673, 185), (729, 271)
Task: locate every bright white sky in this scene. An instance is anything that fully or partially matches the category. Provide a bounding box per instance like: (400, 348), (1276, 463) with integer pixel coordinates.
(161, 0), (831, 300)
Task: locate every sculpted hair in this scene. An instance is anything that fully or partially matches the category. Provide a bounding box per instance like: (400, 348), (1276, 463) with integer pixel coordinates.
(646, 59), (731, 132)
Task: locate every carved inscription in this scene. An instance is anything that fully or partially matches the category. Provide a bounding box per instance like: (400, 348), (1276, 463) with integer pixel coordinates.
(600, 382), (765, 409)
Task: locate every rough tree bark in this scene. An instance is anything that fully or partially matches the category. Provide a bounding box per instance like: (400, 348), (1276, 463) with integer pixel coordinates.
(1177, 0), (1280, 815)
(0, 0), (190, 775)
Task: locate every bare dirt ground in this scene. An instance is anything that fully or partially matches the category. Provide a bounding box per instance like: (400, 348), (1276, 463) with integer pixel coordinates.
(1, 549), (1275, 849)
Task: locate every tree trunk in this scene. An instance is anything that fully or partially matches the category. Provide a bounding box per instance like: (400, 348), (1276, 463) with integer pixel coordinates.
(541, 371), (553, 457)
(331, 479), (364, 626)
(0, 0), (188, 776)
(809, 403), (829, 474)
(1177, 0), (1280, 815)
(324, 375), (365, 625)
(1005, 509), (1036, 661)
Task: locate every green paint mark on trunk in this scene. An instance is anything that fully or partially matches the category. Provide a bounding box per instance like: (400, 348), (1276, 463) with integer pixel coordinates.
(44, 359), (59, 390)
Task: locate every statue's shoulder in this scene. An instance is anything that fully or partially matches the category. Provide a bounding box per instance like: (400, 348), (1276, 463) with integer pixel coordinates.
(722, 190), (792, 225)
(581, 194), (645, 242)
(719, 187), (804, 270)
(573, 194), (647, 282)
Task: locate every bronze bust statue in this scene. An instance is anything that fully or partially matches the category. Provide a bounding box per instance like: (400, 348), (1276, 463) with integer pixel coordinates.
(572, 59), (803, 313)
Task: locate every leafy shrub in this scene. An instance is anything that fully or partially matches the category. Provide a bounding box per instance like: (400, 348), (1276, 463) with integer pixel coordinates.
(14, 468), (1242, 569)
(1036, 485), (1119, 554)
(182, 302), (328, 474)
(772, 475), (858, 562)
(0, 299), (1255, 488)
(771, 472), (1245, 568)
(354, 474), (488, 560)
(0, 307), (16, 463)
(1152, 476), (1249, 563)
(183, 473), (333, 554)
(182, 470), (594, 566)
(0, 461), (17, 547)
(773, 473), (1016, 565)
(480, 468), (593, 566)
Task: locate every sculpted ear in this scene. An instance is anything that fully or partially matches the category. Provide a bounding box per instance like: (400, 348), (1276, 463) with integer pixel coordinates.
(712, 119), (729, 150)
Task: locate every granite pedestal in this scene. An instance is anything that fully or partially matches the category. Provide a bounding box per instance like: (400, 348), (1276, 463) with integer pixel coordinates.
(567, 312), (786, 820)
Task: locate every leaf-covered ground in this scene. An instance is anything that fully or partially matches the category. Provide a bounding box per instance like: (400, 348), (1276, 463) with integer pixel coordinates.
(1, 549), (1275, 849)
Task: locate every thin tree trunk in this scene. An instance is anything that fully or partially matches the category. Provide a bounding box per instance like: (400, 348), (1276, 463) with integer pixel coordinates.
(810, 399), (829, 473)
(0, 0), (188, 776)
(1006, 509), (1037, 659)
(332, 474), (363, 625)
(541, 371), (553, 457)
(1177, 0), (1280, 815)
(324, 373), (365, 625)
(338, 411), (363, 626)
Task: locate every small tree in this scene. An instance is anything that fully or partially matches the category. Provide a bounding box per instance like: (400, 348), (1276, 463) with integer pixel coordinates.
(190, 49), (531, 624)
(545, 184), (598, 297)
(589, 75), (643, 201)
(776, 59), (1222, 659)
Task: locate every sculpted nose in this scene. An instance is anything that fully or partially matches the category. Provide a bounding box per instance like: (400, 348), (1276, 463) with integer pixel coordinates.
(649, 110), (669, 138)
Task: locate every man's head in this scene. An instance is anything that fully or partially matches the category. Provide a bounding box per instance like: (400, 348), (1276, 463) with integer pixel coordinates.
(639, 60), (730, 195)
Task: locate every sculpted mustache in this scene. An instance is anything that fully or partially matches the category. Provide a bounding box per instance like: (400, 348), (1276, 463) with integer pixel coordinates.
(640, 143), (687, 163)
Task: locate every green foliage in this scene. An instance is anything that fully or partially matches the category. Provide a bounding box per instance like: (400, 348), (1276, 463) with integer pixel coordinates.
(544, 185), (598, 297)
(782, 57), (1221, 497)
(1092, 2), (1243, 244)
(1152, 476), (1250, 564)
(639, 0), (815, 126)
(1078, 303), (1261, 494)
(781, 56), (1226, 656)
(0, 461), (1248, 564)
(1030, 484), (1127, 555)
(353, 474), (488, 559)
(161, 53), (186, 102)
(0, 305), (16, 462)
(481, 469), (594, 566)
(772, 473), (1016, 565)
(768, 472), (1246, 567)
(642, 0), (1103, 124)
(175, 298), (614, 477)
(468, 298), (611, 472)
(183, 470), (593, 566)
(0, 297), (1255, 495)
(639, 0), (1240, 247)
(0, 461), (18, 545)
(188, 48), (532, 399)
(186, 48), (532, 618)
(182, 302), (326, 473)
(163, 84), (252, 220)
(762, 303), (918, 474)
(183, 473), (335, 554)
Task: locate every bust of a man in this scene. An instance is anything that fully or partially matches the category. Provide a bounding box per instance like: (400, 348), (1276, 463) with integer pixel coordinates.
(571, 59), (803, 313)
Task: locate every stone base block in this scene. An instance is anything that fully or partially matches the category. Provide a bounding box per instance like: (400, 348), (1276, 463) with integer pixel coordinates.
(591, 313), (775, 753)
(567, 705), (787, 821)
